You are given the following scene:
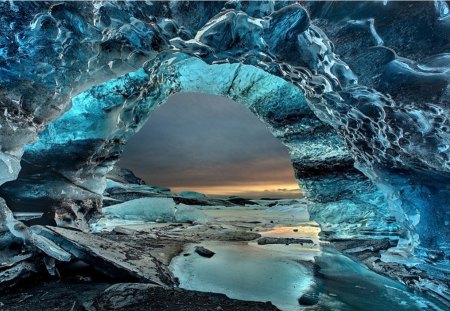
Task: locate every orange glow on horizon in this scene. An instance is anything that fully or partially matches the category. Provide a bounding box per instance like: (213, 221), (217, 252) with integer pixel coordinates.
(171, 182), (302, 198)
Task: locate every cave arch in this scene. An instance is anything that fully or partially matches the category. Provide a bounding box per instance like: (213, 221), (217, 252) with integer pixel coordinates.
(1, 54), (394, 242)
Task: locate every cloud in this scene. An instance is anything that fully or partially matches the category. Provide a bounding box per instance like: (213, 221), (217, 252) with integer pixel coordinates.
(119, 93), (300, 198)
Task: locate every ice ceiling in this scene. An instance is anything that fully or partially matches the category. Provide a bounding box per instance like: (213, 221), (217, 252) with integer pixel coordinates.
(0, 0), (448, 281)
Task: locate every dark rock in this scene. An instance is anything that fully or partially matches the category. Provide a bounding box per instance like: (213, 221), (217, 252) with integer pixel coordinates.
(194, 246), (215, 258)
(330, 238), (397, 262)
(86, 283), (279, 311)
(112, 226), (138, 235)
(298, 284), (320, 306)
(1, 279), (111, 311)
(298, 292), (319, 306)
(257, 237), (314, 245)
(226, 196), (259, 206)
(173, 196), (236, 207)
(31, 226), (172, 285)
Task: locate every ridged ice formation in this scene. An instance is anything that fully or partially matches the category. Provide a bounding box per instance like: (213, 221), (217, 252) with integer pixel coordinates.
(0, 0), (448, 291)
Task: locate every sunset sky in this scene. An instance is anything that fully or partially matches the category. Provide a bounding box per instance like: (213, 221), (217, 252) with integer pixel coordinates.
(119, 93), (301, 199)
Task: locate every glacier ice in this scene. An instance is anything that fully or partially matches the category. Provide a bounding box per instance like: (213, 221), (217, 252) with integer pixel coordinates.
(0, 0), (448, 301)
(102, 197), (211, 225)
(174, 204), (212, 224)
(178, 191), (208, 199)
(103, 198), (177, 222)
(0, 198), (71, 262)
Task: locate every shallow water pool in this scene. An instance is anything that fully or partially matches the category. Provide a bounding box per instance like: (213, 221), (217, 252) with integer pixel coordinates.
(171, 241), (315, 311)
(170, 242), (444, 311)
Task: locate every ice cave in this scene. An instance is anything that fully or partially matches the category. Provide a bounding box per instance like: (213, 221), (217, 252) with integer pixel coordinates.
(0, 1), (449, 310)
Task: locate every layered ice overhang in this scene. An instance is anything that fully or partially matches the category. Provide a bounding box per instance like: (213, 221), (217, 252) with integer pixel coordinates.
(0, 0), (449, 298)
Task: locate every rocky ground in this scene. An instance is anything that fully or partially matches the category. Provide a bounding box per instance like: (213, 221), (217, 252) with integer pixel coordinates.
(2, 280), (278, 311)
(1, 212), (447, 310)
(0, 220), (279, 310)
(1, 193), (301, 311)
(1, 173), (448, 310)
(1, 208), (300, 310)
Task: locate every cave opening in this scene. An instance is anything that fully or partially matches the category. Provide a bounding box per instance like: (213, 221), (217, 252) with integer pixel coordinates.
(118, 92), (302, 200)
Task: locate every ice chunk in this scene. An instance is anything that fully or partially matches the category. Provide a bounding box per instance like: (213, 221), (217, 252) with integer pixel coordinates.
(103, 198), (176, 222)
(174, 204), (212, 224)
(1, 198), (71, 261)
(177, 191), (207, 199)
(90, 218), (148, 233)
(34, 226), (169, 285)
(0, 153), (21, 186)
(30, 232), (72, 262)
(0, 198), (31, 242)
(101, 199), (212, 225)
(0, 261), (38, 285)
